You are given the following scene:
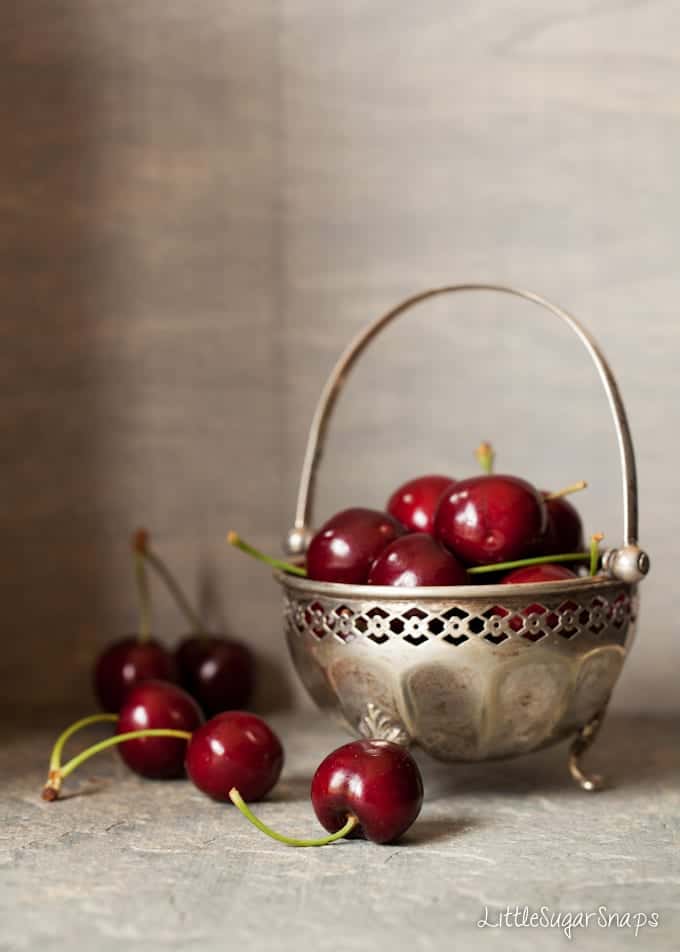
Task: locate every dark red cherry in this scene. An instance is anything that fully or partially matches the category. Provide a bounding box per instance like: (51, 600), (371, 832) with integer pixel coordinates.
(542, 492), (584, 555)
(311, 740), (423, 844)
(501, 563), (577, 584)
(175, 636), (255, 717)
(387, 474), (456, 535)
(435, 475), (547, 566)
(306, 508), (404, 584)
(94, 638), (175, 712)
(367, 533), (469, 586)
(185, 711), (283, 802)
(116, 680), (203, 779)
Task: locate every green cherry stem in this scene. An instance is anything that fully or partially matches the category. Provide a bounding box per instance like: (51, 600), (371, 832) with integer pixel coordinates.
(590, 533), (604, 577)
(42, 727), (192, 802)
(136, 529), (206, 634)
(228, 788), (358, 847)
(227, 532), (307, 577)
(475, 441), (495, 475)
(545, 480), (588, 501)
(48, 713), (118, 775)
(133, 530), (153, 643)
(469, 552), (589, 575)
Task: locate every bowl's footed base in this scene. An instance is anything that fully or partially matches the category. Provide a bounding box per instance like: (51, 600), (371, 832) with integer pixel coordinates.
(331, 706), (607, 792)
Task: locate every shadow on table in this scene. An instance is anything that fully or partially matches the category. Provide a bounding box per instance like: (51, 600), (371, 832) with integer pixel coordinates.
(416, 713), (680, 801)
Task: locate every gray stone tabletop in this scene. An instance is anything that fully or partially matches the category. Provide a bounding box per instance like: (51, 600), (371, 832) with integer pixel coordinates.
(1, 711), (678, 952)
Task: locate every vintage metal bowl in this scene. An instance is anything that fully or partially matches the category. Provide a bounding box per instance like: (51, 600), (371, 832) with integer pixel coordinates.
(278, 285), (650, 789)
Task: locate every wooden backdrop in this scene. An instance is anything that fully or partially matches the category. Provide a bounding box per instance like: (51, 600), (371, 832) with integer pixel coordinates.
(1, 1), (677, 715)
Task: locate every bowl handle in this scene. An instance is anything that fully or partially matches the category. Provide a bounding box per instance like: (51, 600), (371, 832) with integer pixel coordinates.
(284, 284), (648, 582)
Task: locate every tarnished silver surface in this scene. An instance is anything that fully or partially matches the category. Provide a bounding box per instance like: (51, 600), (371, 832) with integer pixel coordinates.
(279, 571), (637, 761)
(280, 285), (648, 769)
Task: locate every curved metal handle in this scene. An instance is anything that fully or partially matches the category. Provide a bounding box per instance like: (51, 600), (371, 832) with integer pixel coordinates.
(286, 284), (644, 577)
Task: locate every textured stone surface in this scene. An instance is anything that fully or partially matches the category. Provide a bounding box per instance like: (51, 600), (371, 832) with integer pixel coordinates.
(1, 712), (678, 951)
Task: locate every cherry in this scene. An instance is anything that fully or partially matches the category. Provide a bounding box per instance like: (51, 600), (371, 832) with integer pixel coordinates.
(228, 739), (423, 847)
(116, 680), (203, 779)
(175, 636), (255, 716)
(94, 638), (175, 712)
(435, 475), (547, 566)
(367, 533), (469, 586)
(311, 740), (423, 844)
(386, 474), (456, 535)
(542, 492), (585, 555)
(501, 563), (577, 584)
(134, 531), (257, 716)
(306, 508), (404, 584)
(185, 711), (283, 802)
(41, 683), (203, 800)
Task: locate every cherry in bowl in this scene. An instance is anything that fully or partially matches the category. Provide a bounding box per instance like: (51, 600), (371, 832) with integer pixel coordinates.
(435, 475), (547, 566)
(368, 533), (468, 587)
(387, 474), (456, 535)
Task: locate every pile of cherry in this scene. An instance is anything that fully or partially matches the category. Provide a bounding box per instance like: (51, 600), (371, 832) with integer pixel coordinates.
(231, 442), (600, 586)
(42, 531), (422, 846)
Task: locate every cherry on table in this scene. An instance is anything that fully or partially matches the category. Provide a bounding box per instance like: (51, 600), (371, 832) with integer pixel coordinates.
(435, 475), (547, 566)
(368, 533), (469, 586)
(227, 738), (423, 847)
(185, 711), (283, 802)
(311, 740), (423, 844)
(175, 636), (255, 717)
(94, 638), (175, 712)
(306, 507), (404, 584)
(387, 474), (456, 535)
(116, 680), (203, 779)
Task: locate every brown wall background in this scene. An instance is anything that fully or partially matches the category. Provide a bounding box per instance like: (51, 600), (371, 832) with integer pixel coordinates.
(1, 2), (677, 716)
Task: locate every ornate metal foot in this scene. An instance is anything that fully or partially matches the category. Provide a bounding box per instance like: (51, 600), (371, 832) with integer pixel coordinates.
(568, 709), (607, 792)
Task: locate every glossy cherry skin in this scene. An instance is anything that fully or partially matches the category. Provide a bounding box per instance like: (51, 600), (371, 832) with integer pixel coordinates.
(185, 711), (283, 802)
(367, 533), (469, 586)
(434, 475), (547, 566)
(306, 508), (404, 584)
(311, 740), (423, 844)
(501, 563), (577, 584)
(387, 474), (456, 535)
(94, 637), (176, 712)
(116, 680), (203, 779)
(541, 493), (584, 555)
(175, 636), (255, 717)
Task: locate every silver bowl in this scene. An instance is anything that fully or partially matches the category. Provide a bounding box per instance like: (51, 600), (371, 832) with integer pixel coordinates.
(280, 285), (649, 790)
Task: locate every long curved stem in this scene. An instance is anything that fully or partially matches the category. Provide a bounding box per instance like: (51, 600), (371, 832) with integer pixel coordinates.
(227, 532), (307, 577)
(48, 713), (118, 774)
(42, 729), (192, 801)
(469, 552), (589, 575)
(143, 547), (206, 634)
(229, 788), (358, 847)
(134, 546), (152, 643)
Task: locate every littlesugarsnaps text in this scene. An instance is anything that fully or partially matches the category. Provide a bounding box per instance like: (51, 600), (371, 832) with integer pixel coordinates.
(477, 905), (660, 940)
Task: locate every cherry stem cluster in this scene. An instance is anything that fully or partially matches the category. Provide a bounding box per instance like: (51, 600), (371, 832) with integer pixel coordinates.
(228, 788), (358, 847)
(134, 528), (207, 635)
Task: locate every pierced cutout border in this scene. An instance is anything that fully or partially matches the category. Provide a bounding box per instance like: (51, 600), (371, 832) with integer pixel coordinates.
(284, 590), (633, 647)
